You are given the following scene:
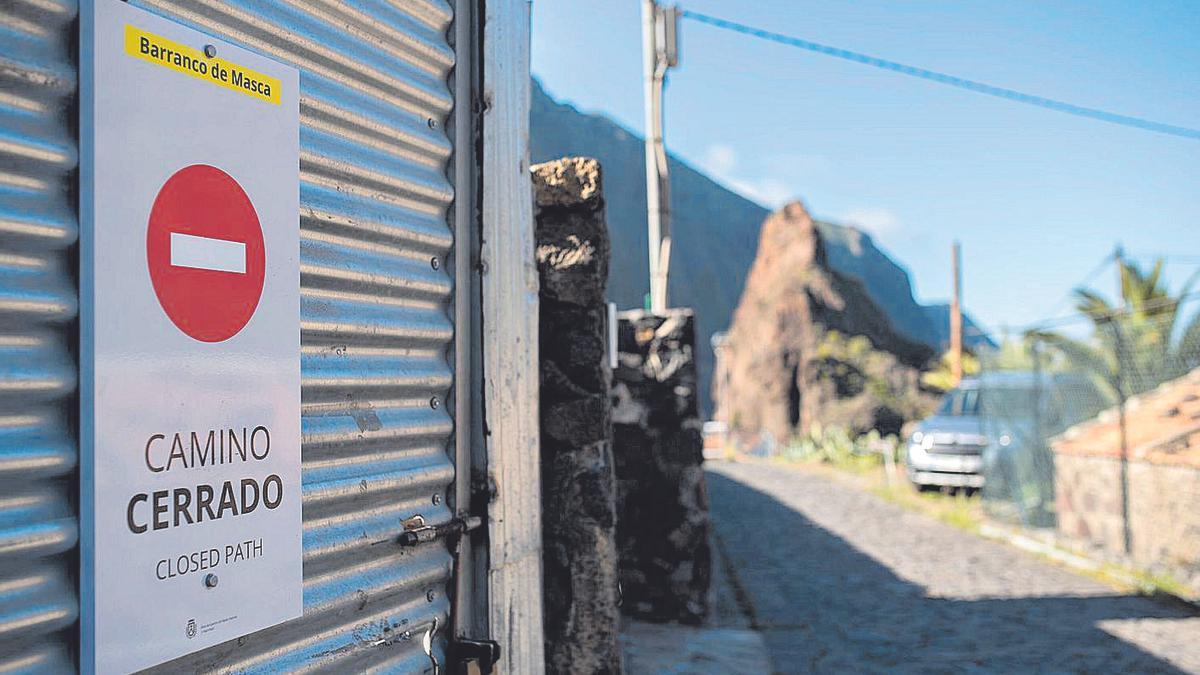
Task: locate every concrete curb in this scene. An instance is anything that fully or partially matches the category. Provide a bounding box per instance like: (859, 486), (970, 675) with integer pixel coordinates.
(979, 522), (1200, 614)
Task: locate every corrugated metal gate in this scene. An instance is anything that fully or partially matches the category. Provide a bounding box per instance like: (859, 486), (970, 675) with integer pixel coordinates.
(0, 1), (464, 671)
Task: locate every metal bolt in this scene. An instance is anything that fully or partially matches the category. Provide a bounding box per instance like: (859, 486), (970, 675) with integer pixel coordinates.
(204, 573), (219, 589)
(427, 118), (439, 129)
(426, 589), (437, 602)
(431, 493), (441, 505)
(429, 396), (439, 409)
(430, 256), (440, 270)
(203, 44), (217, 58)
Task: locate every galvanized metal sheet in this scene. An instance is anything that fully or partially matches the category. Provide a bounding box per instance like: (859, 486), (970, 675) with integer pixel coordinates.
(1, 0), (459, 671)
(0, 0), (81, 671)
(137, 2), (458, 672)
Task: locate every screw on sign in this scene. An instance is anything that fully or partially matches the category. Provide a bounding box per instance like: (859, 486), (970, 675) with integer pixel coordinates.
(147, 164), (266, 342)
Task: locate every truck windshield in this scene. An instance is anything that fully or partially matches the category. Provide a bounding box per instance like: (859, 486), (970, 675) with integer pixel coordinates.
(982, 387), (1041, 421)
(937, 388), (981, 416)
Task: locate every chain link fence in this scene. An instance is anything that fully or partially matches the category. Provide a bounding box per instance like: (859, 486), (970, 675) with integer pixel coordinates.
(978, 291), (1200, 531)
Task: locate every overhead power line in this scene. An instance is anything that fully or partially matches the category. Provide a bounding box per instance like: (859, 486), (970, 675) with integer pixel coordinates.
(1039, 251), (1116, 321)
(1123, 252), (1200, 264)
(1019, 289), (1200, 333)
(681, 9), (1200, 141)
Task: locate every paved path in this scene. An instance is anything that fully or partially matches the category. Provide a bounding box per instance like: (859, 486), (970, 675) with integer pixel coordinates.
(708, 460), (1200, 674)
(621, 621), (770, 674)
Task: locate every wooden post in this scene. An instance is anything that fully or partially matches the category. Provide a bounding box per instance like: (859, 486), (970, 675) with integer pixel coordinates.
(950, 241), (963, 384)
(482, 1), (546, 670)
(1113, 245), (1132, 556)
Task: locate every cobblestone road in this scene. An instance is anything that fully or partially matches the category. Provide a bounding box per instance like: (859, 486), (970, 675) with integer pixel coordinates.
(708, 460), (1200, 674)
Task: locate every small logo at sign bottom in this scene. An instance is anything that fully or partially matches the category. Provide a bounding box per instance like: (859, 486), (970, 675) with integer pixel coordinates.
(186, 619), (197, 639)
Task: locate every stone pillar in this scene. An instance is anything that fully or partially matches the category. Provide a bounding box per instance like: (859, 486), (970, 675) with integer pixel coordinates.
(612, 309), (711, 624)
(533, 157), (621, 674)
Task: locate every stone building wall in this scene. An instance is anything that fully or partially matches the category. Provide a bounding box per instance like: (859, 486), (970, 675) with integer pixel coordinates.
(1055, 453), (1200, 572)
(1053, 453), (1125, 554)
(612, 309), (711, 624)
(533, 157), (621, 674)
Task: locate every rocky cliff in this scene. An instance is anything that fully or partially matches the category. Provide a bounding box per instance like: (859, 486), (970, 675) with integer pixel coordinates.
(721, 203), (937, 441)
(530, 79), (992, 415)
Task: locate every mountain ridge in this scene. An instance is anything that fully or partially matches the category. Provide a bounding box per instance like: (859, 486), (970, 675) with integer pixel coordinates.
(530, 79), (992, 413)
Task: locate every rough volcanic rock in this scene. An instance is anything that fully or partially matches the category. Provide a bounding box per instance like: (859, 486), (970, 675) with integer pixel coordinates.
(534, 158), (621, 674)
(720, 202), (937, 442)
(612, 309), (711, 625)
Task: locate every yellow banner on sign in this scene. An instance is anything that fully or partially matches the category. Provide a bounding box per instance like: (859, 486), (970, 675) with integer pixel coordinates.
(124, 25), (281, 105)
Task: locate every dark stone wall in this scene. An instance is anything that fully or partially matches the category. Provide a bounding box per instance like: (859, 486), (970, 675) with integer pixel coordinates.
(534, 158), (621, 674)
(612, 309), (711, 624)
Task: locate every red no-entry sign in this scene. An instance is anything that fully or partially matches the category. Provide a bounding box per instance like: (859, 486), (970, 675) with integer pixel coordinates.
(84, 5), (301, 669)
(146, 164), (266, 342)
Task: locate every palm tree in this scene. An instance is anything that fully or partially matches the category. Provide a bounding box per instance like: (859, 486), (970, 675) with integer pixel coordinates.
(1024, 258), (1199, 552)
(1030, 258), (1200, 402)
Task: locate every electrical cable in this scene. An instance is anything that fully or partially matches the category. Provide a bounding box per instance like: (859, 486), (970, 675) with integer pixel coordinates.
(682, 9), (1200, 141)
(1023, 289), (1200, 332)
(1039, 252), (1116, 321)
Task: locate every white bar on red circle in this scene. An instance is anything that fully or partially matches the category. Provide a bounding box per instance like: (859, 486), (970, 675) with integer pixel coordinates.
(170, 231), (247, 273)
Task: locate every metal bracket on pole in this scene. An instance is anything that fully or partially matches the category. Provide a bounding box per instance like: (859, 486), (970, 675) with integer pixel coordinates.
(643, 1), (680, 314)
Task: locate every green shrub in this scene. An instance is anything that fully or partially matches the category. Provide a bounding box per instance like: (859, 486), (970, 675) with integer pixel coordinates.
(783, 425), (900, 471)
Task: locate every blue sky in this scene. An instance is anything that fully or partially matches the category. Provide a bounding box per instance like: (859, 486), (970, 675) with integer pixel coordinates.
(531, 0), (1200, 334)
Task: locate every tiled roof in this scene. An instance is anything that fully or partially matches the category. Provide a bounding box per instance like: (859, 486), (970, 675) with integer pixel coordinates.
(1051, 368), (1200, 468)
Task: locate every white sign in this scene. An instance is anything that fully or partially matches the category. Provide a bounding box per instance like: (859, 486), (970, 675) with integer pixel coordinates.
(80, 2), (301, 671)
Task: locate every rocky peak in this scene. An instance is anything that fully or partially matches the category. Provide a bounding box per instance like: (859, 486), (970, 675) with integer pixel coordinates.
(719, 204), (937, 442)
(750, 201), (825, 268)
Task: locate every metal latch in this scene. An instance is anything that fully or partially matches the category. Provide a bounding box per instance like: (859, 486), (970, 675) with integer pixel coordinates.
(399, 514), (483, 547)
(449, 638), (501, 675)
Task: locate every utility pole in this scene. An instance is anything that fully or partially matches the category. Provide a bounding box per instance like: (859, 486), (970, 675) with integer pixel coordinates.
(1114, 244), (1125, 309)
(950, 241), (963, 384)
(642, 0), (679, 313)
(1113, 243), (1132, 555)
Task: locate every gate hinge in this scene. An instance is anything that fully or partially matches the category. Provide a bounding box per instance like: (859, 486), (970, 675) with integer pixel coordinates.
(449, 638), (501, 675)
(399, 514), (482, 546)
